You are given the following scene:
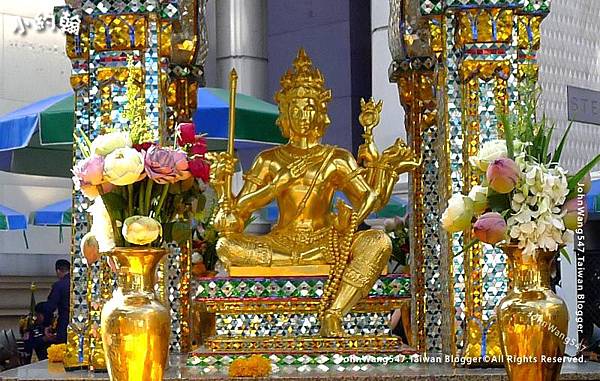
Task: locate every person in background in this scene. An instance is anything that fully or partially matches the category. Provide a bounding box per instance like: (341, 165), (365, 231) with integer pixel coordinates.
(22, 302), (53, 361)
(45, 260), (70, 344)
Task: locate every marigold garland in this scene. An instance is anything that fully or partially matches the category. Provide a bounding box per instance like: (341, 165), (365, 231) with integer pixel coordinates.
(47, 343), (66, 363)
(228, 355), (272, 377)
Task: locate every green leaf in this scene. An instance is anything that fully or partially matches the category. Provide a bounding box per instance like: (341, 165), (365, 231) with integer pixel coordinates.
(541, 119), (554, 165)
(551, 120), (573, 164)
(487, 188), (511, 213)
(244, 215), (257, 229)
(500, 113), (515, 160)
(197, 194), (206, 212)
(568, 153), (600, 191)
(560, 247), (571, 264)
(532, 118), (546, 162)
(171, 221), (192, 243)
(101, 192), (127, 218)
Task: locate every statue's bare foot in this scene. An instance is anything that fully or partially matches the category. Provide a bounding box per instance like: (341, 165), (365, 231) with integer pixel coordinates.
(319, 310), (345, 337)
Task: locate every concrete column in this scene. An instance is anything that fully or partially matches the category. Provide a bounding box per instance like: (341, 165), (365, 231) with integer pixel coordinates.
(215, 0), (268, 100)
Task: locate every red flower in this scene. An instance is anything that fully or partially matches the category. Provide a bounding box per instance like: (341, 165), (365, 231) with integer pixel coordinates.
(178, 123), (196, 146)
(133, 142), (153, 152)
(190, 138), (208, 156)
(189, 157), (210, 183)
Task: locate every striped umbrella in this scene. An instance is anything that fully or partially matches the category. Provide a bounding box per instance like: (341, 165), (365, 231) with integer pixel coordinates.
(0, 92), (73, 151)
(30, 199), (72, 243)
(0, 204), (27, 230)
(193, 88), (285, 148)
(0, 204), (28, 248)
(0, 88), (284, 152)
(31, 199), (72, 226)
(371, 195), (408, 219)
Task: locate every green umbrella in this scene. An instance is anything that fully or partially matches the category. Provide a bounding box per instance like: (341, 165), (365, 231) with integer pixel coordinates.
(39, 95), (74, 145)
(0, 88), (284, 150)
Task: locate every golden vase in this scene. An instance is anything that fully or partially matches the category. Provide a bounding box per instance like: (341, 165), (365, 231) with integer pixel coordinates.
(101, 248), (170, 381)
(497, 245), (568, 381)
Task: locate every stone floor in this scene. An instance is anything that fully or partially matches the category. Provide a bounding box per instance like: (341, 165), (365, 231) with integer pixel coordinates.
(3, 358), (600, 380)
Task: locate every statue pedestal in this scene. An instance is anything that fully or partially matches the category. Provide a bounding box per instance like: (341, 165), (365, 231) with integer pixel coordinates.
(188, 274), (414, 369)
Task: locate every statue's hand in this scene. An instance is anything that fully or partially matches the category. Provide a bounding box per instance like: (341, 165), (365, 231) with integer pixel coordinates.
(213, 207), (244, 234)
(206, 152), (237, 184)
(333, 200), (354, 233)
(380, 138), (420, 174)
(357, 142), (378, 166)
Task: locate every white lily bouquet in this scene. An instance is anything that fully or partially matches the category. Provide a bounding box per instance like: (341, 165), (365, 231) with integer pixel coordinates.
(442, 84), (599, 259)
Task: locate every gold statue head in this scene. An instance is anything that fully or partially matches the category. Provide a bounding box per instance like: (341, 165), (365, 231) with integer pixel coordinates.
(275, 49), (332, 141)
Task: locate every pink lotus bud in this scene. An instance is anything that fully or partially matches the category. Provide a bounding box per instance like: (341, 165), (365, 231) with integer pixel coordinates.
(486, 158), (520, 194)
(563, 197), (588, 231)
(473, 212), (507, 244)
(73, 155), (105, 186)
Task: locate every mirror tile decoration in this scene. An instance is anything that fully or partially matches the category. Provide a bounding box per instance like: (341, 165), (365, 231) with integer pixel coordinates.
(388, 0), (550, 354)
(54, 0), (207, 369)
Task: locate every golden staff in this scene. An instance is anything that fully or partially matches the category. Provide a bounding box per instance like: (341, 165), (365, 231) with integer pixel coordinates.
(224, 68), (238, 211)
(227, 68), (238, 156)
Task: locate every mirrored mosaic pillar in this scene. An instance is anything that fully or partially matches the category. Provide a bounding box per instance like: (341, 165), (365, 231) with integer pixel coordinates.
(388, 0), (550, 354)
(55, 0), (207, 369)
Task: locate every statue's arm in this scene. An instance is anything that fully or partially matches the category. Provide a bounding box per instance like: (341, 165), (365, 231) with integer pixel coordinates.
(334, 149), (378, 224)
(234, 154), (276, 221)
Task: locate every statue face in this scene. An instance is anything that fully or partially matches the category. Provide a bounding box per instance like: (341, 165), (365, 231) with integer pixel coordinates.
(288, 97), (317, 137)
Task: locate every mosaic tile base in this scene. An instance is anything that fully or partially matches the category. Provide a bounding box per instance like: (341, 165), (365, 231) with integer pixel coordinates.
(201, 297), (407, 314)
(204, 336), (405, 353)
(188, 351), (418, 369)
(193, 275), (410, 300)
(214, 311), (393, 337)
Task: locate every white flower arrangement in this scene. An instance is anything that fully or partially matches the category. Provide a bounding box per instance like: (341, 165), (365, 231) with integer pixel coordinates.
(441, 83), (599, 260)
(507, 153), (573, 256)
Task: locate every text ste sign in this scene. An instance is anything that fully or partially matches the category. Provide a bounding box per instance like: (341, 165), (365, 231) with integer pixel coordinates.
(568, 86), (600, 126)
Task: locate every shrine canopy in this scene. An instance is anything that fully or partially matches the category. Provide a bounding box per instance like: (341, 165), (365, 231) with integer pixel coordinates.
(0, 88), (284, 152)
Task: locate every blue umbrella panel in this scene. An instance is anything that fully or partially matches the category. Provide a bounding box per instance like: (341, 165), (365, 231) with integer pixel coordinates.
(0, 204), (29, 248)
(30, 199), (72, 243)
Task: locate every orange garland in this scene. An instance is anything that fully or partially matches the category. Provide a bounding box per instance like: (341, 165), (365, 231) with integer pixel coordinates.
(228, 355), (272, 377)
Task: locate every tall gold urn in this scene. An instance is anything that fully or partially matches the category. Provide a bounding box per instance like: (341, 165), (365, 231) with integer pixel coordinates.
(101, 248), (170, 381)
(497, 245), (568, 381)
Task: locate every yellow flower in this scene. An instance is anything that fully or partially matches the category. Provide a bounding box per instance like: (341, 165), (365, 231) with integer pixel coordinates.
(228, 355), (272, 377)
(47, 343), (66, 363)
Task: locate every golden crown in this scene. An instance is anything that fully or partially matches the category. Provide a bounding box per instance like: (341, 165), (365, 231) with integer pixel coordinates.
(275, 48), (332, 105)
